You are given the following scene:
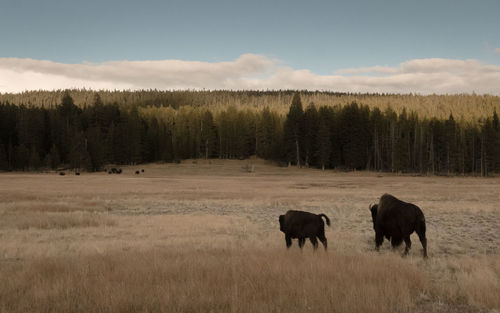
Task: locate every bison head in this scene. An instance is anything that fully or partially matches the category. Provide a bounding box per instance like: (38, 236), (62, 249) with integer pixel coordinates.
(369, 204), (378, 230)
(279, 215), (285, 232)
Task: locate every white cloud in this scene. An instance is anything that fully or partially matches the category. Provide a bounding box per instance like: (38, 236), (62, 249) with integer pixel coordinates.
(1, 55), (500, 95)
(336, 66), (398, 75)
(495, 48), (500, 54)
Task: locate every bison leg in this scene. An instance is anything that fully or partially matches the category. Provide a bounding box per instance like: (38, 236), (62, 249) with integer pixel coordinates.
(298, 237), (305, 249)
(403, 236), (412, 256)
(318, 234), (328, 250)
(309, 237), (319, 250)
(285, 235), (292, 248)
(417, 232), (427, 258)
(375, 232), (384, 251)
(415, 218), (428, 258)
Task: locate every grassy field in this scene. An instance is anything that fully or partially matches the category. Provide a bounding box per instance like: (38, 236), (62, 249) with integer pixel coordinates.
(0, 159), (499, 313)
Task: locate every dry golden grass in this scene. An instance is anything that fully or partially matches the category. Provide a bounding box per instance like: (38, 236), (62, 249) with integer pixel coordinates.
(0, 159), (499, 312)
(0, 249), (426, 313)
(0, 211), (116, 230)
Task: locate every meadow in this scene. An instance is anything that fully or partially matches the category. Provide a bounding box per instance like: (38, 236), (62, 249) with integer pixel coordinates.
(0, 159), (499, 313)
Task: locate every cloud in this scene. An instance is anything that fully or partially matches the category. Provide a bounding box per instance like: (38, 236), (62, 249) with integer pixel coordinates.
(336, 66), (398, 75)
(1, 55), (500, 95)
(495, 48), (500, 54)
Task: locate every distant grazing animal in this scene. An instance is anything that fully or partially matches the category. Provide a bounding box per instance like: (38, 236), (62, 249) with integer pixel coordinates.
(370, 194), (427, 257)
(75, 172), (80, 176)
(117, 169), (122, 174)
(135, 171), (140, 175)
(111, 168), (118, 173)
(108, 171), (112, 174)
(279, 210), (330, 250)
(141, 169), (144, 172)
(59, 172), (65, 176)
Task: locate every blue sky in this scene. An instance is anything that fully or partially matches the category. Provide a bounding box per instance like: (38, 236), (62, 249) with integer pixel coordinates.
(1, 0), (500, 93)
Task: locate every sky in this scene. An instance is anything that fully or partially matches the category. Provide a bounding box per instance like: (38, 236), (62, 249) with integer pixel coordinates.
(1, 0), (500, 94)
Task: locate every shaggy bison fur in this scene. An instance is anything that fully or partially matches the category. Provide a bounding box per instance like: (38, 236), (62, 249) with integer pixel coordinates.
(370, 194), (427, 257)
(279, 210), (330, 250)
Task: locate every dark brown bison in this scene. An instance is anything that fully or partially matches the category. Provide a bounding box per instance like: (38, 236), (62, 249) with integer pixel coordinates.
(135, 171), (140, 175)
(370, 194), (427, 257)
(279, 210), (330, 250)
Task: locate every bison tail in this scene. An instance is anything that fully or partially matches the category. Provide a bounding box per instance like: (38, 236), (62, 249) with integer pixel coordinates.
(419, 217), (426, 234)
(319, 214), (331, 227)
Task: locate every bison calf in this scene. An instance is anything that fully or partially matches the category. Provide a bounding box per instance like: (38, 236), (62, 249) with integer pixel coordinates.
(279, 210), (330, 250)
(370, 194), (427, 257)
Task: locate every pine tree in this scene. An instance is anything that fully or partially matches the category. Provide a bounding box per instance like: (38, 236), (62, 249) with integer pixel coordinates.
(200, 111), (218, 159)
(340, 102), (370, 170)
(303, 103), (319, 167)
(87, 127), (108, 171)
(256, 107), (273, 159)
(444, 114), (459, 174)
(69, 132), (91, 171)
(56, 91), (82, 163)
(14, 144), (29, 170)
(162, 126), (174, 162)
(48, 144), (61, 169)
(28, 148), (41, 170)
(393, 109), (410, 173)
(128, 107), (143, 164)
(0, 144), (9, 170)
(492, 110), (500, 173)
(283, 93), (304, 167)
(144, 117), (160, 162)
(316, 106), (332, 170)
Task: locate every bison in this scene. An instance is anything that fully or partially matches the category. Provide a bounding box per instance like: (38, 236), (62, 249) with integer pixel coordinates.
(135, 171), (140, 175)
(370, 194), (427, 257)
(279, 210), (330, 250)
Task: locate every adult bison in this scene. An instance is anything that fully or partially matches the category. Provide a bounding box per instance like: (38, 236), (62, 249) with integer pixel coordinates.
(279, 210), (330, 250)
(370, 194), (427, 257)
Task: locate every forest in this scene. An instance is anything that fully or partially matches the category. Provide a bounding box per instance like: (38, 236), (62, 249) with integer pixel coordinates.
(0, 90), (499, 175)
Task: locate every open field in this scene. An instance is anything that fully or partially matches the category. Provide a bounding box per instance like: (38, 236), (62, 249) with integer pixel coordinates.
(0, 159), (499, 313)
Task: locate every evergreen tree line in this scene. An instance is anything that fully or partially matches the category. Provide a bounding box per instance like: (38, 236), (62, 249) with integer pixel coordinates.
(1, 92), (499, 175)
(2, 89), (499, 122)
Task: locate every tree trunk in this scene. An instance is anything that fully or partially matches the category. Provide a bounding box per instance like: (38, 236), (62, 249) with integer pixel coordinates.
(205, 139), (209, 159)
(390, 122), (395, 172)
(295, 139), (300, 168)
(429, 134), (435, 175)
